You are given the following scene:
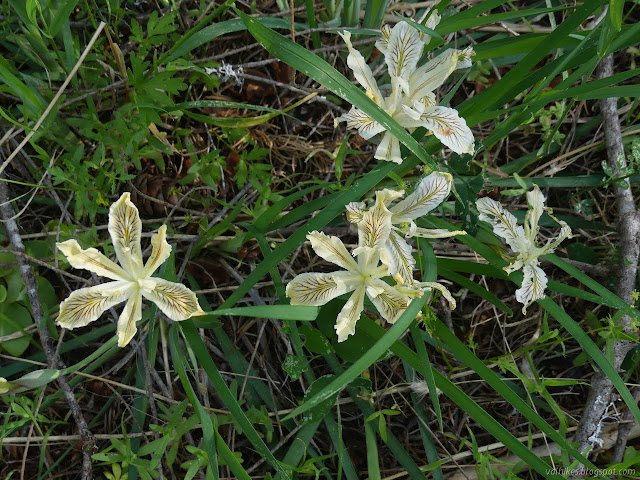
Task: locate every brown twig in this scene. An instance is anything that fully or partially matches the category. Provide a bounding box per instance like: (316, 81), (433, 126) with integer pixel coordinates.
(0, 179), (96, 479)
(573, 53), (640, 458)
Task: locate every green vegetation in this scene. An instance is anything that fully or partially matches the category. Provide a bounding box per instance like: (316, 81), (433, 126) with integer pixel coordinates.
(1, 1), (640, 479)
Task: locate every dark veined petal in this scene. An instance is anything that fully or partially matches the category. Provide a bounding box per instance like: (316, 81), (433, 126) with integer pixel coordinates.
(390, 171), (453, 222)
(346, 201), (367, 225)
(57, 281), (133, 329)
(419, 106), (474, 155)
(354, 191), (393, 254)
(141, 225), (172, 278)
(382, 231), (415, 285)
(308, 231), (359, 272)
(335, 107), (385, 140)
(57, 240), (129, 281)
(476, 197), (528, 253)
(385, 21), (423, 92)
(366, 278), (411, 324)
(108, 192), (144, 272)
(515, 264), (548, 314)
(141, 278), (206, 321)
(335, 286), (366, 342)
(117, 292), (142, 347)
(286, 271), (359, 306)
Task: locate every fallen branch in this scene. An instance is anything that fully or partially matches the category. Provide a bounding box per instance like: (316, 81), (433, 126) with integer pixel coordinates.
(573, 53), (640, 459)
(0, 180), (96, 479)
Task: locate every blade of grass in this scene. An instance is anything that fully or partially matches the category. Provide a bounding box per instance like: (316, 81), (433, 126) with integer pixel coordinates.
(170, 326), (254, 480)
(196, 305), (319, 322)
(180, 320), (292, 479)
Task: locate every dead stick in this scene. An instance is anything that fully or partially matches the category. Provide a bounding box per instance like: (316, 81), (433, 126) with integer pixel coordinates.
(0, 179), (96, 479)
(573, 53), (640, 458)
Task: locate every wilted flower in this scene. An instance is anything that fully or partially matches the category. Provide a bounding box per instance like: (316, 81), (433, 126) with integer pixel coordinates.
(334, 13), (475, 163)
(346, 172), (465, 288)
(286, 202), (414, 342)
(57, 193), (205, 347)
(476, 185), (572, 313)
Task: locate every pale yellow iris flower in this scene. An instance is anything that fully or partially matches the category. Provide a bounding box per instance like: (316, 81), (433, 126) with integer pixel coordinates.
(476, 185), (572, 313)
(335, 12), (475, 163)
(286, 201), (414, 342)
(346, 172), (465, 291)
(56, 193), (205, 347)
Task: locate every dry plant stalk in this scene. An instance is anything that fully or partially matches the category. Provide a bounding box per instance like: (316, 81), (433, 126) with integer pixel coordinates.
(0, 180), (96, 479)
(574, 53), (640, 459)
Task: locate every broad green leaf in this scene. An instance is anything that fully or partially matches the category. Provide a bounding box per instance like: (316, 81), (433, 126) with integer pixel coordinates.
(0, 303), (32, 356)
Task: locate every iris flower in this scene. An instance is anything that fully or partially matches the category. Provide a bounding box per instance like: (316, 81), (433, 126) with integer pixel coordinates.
(56, 193), (205, 347)
(334, 14), (474, 163)
(286, 203), (412, 342)
(476, 185), (572, 313)
(346, 172), (465, 288)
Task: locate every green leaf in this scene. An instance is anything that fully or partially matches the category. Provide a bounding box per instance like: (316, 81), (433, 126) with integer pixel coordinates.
(0, 303), (32, 356)
(609, 0), (623, 31)
(299, 325), (334, 355)
(201, 305), (319, 322)
(566, 242), (599, 265)
(299, 375), (339, 425)
(282, 353), (307, 381)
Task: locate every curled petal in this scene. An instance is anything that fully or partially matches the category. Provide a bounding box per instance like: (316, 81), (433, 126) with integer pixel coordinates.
(117, 292), (142, 347)
(423, 10), (441, 31)
(338, 31), (383, 104)
(141, 278), (206, 321)
(308, 231), (359, 272)
(540, 221), (572, 255)
(419, 281), (457, 309)
(366, 279), (411, 324)
(524, 184), (545, 240)
(375, 132), (402, 164)
(354, 192), (393, 253)
(375, 24), (393, 56)
(455, 46), (475, 70)
(142, 225), (172, 278)
(391, 172), (453, 222)
(414, 10), (441, 45)
(346, 201), (366, 225)
(420, 106), (475, 155)
(57, 240), (129, 281)
(57, 281), (132, 329)
(408, 49), (458, 103)
(382, 231), (415, 285)
(515, 264), (547, 314)
(286, 271), (359, 306)
(476, 197), (527, 253)
(335, 107), (385, 140)
(385, 22), (423, 93)
(109, 192), (144, 272)
(335, 286), (366, 342)
(378, 188), (405, 207)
